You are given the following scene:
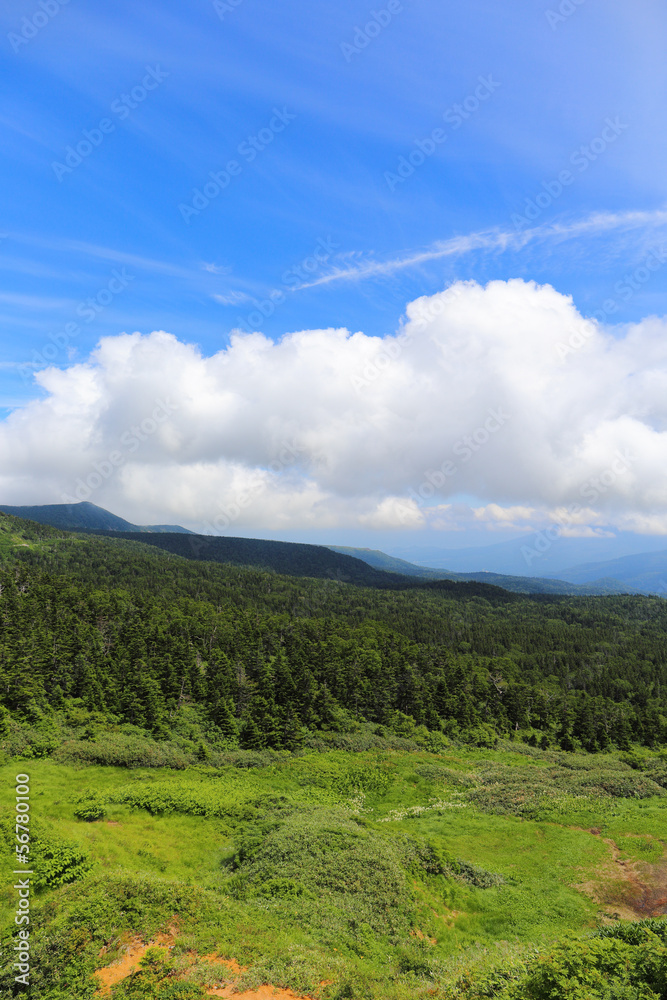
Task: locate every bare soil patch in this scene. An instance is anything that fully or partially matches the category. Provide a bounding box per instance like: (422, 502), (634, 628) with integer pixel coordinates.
(576, 834), (667, 920)
(94, 929), (176, 995)
(95, 939), (319, 1000)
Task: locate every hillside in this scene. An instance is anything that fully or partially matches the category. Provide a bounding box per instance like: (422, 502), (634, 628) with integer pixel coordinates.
(553, 548), (667, 595)
(89, 528), (420, 588)
(0, 508), (665, 751)
(0, 509), (67, 544)
(2, 510), (667, 998)
(0, 500), (193, 534)
(327, 545), (455, 578)
(0, 503), (644, 596)
(327, 544), (637, 596)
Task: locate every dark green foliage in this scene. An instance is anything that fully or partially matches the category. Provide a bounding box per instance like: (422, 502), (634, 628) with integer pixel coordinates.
(33, 840), (92, 888)
(0, 817), (92, 887)
(91, 528), (410, 587)
(6, 513), (667, 999)
(501, 923), (667, 999)
(73, 799), (107, 821)
(2, 532), (667, 756)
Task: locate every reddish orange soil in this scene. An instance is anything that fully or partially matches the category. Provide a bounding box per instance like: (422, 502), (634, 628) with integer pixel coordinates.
(204, 987), (317, 999)
(95, 938), (319, 1000)
(94, 931), (176, 995)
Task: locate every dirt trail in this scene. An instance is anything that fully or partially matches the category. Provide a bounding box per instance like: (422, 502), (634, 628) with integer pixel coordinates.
(204, 986), (317, 999)
(200, 957), (319, 999)
(576, 832), (667, 920)
(94, 930), (176, 995)
(95, 938), (318, 1000)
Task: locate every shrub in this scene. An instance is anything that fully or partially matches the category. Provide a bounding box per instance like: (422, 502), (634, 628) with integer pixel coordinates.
(74, 799), (107, 822)
(226, 807), (412, 936)
(502, 929), (667, 1000)
(464, 762), (665, 819)
(33, 839), (92, 889)
(54, 733), (192, 769)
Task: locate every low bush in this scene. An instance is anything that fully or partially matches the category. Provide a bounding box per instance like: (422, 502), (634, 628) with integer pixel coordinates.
(54, 733), (192, 769)
(464, 762), (665, 819)
(225, 806), (412, 936)
(74, 798), (107, 822)
(501, 923), (667, 999)
(0, 817), (91, 888)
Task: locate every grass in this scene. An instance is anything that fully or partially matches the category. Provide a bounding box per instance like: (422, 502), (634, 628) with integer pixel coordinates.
(2, 746), (667, 998)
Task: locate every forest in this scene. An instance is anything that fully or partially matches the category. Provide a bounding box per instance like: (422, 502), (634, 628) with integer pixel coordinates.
(1, 517), (667, 754)
(2, 511), (667, 999)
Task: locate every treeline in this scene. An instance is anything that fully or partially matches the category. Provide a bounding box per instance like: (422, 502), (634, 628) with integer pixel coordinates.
(89, 528), (411, 587)
(1, 532), (667, 750)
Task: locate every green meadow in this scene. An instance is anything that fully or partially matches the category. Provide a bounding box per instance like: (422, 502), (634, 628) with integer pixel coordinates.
(2, 516), (667, 997)
(3, 743), (667, 999)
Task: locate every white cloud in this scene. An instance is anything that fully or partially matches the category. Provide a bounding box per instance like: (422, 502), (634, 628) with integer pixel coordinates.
(201, 262), (231, 275)
(2, 278), (667, 534)
(472, 504), (538, 530)
(211, 291), (253, 305)
(298, 207), (667, 288)
(358, 497), (425, 530)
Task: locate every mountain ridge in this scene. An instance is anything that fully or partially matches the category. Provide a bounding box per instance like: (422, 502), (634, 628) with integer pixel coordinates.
(1, 501), (662, 596)
(0, 500), (193, 534)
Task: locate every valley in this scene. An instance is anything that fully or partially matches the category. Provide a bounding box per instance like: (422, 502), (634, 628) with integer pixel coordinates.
(1, 508), (667, 998)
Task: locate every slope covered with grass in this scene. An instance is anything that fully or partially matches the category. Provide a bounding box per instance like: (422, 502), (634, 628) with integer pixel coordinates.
(1, 511), (667, 997)
(2, 747), (667, 998)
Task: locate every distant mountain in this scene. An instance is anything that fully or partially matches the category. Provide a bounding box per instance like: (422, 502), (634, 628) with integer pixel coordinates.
(327, 546), (456, 579)
(0, 502), (193, 535)
(89, 530), (416, 587)
(551, 549), (667, 595)
(3, 502), (658, 596)
(390, 532), (667, 577)
(327, 545), (638, 596)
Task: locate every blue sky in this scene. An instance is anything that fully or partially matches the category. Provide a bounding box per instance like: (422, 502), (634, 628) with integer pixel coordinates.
(1, 0), (667, 564)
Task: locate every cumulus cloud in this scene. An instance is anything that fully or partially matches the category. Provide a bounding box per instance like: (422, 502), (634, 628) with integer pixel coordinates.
(2, 278), (667, 534)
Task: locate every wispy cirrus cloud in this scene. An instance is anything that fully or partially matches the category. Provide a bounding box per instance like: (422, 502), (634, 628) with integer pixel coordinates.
(5, 232), (201, 281)
(201, 262), (232, 275)
(297, 207), (667, 289)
